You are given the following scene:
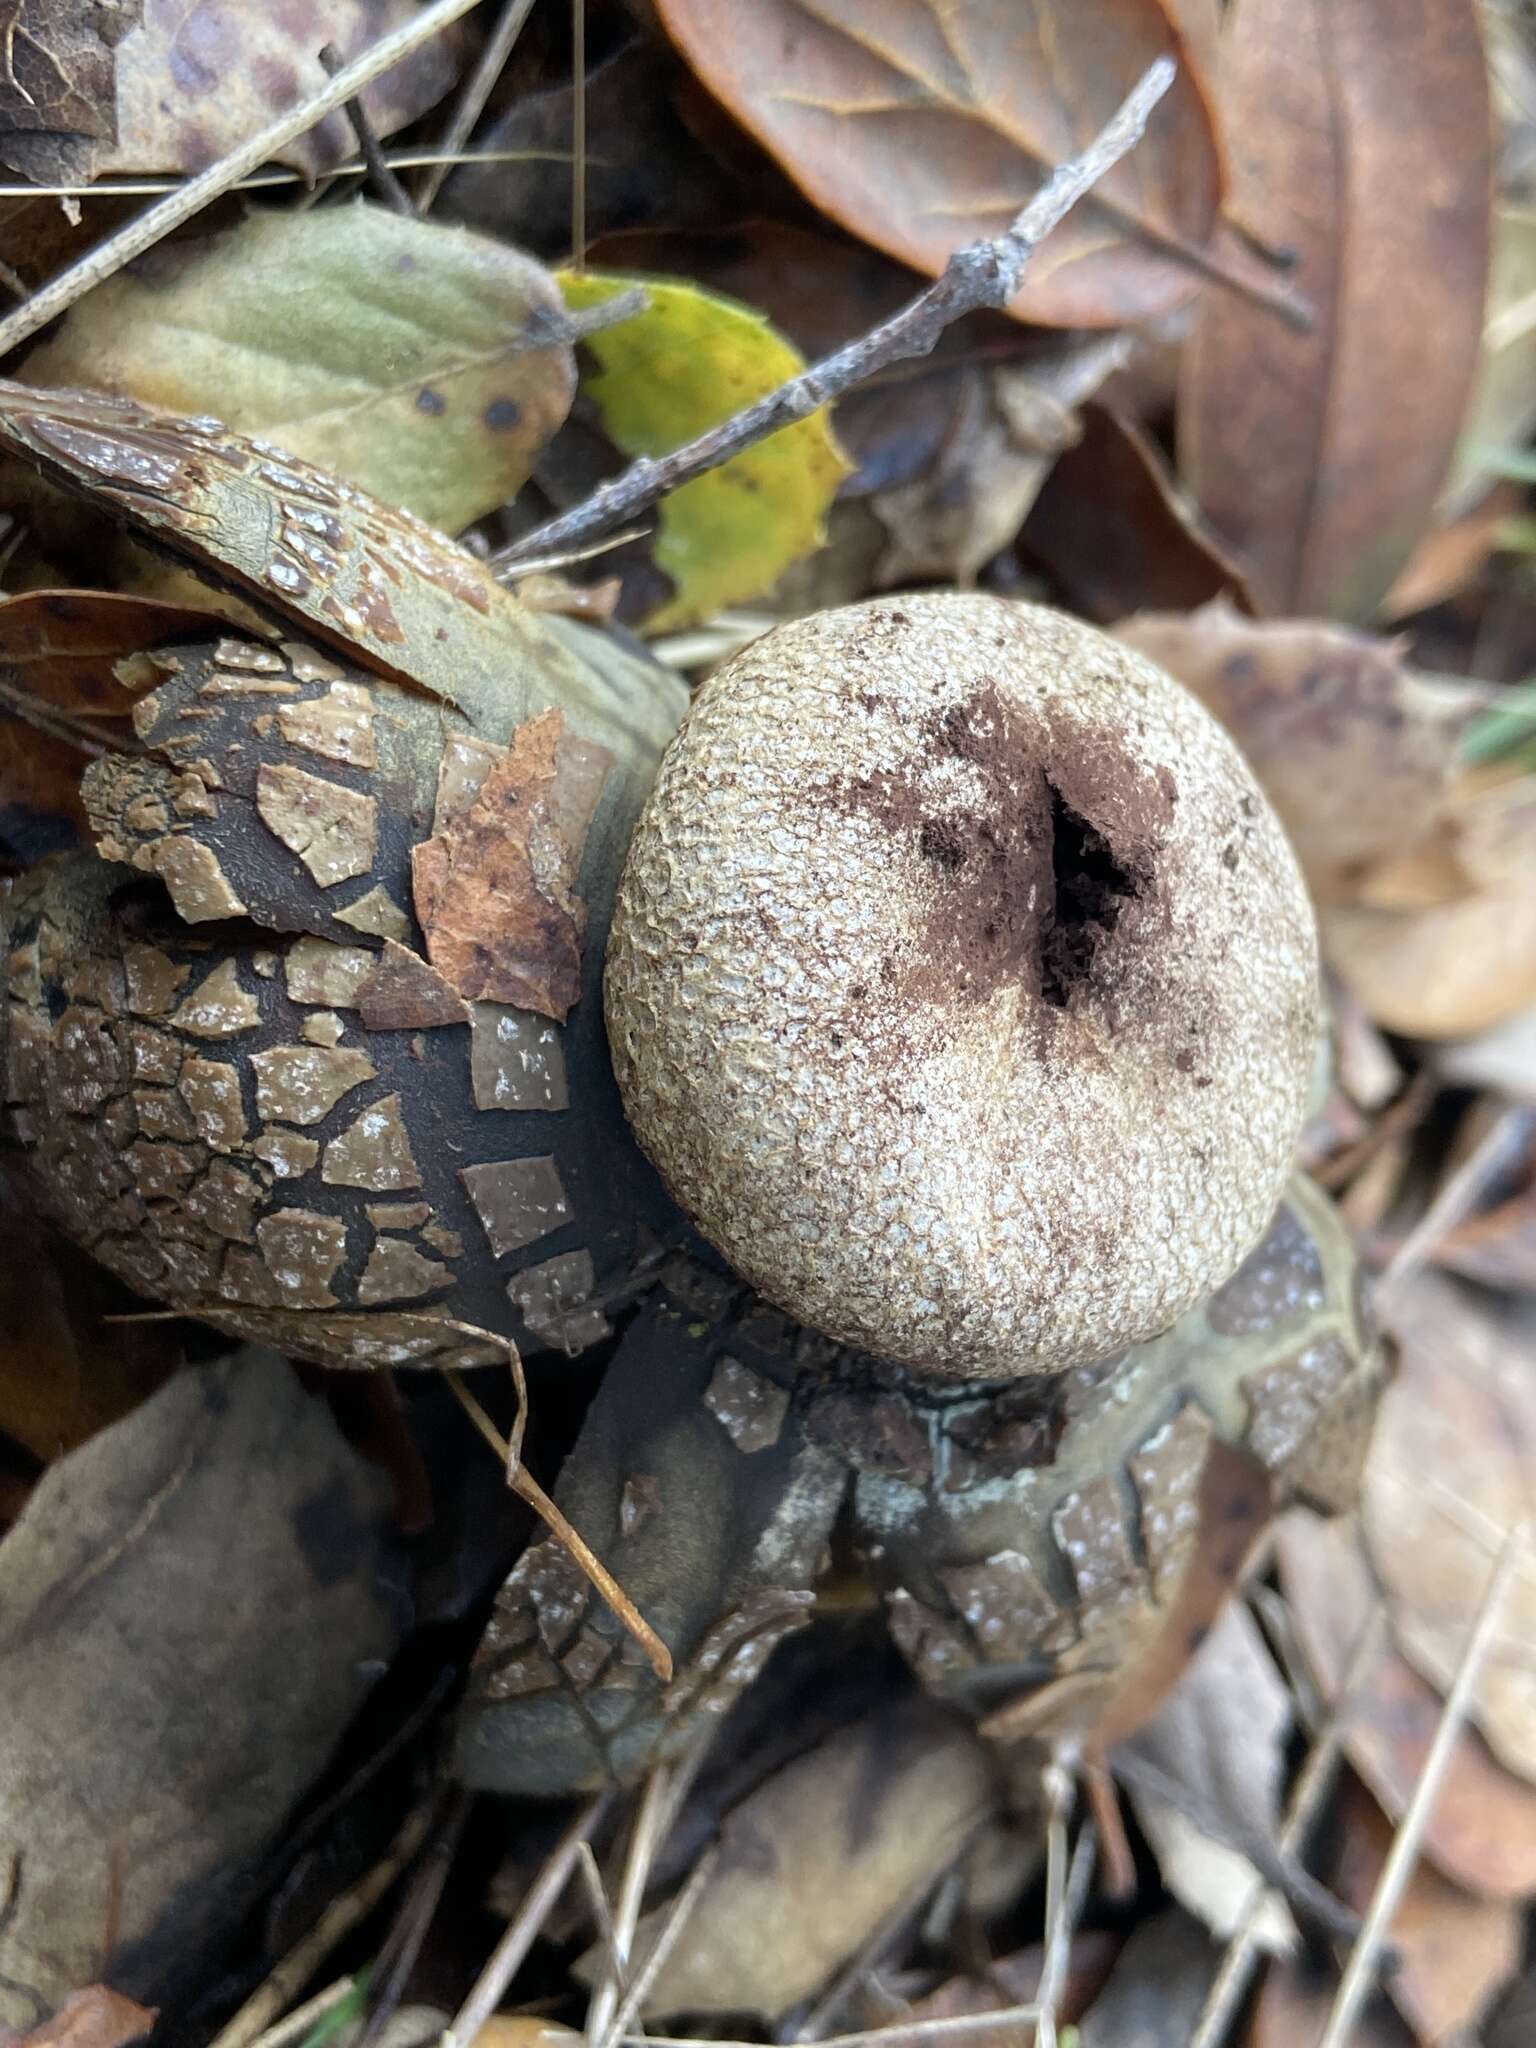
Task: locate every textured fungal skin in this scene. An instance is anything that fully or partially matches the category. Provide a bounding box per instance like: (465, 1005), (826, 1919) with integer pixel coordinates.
(606, 594), (1321, 1380)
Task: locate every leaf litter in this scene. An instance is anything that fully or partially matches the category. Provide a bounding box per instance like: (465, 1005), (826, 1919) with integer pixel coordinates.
(1, 2), (1535, 2045)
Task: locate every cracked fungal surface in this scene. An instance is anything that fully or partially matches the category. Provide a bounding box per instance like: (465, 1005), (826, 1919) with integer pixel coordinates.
(2, 622), (691, 1368)
(606, 594), (1321, 1380)
(455, 1174), (1385, 1794)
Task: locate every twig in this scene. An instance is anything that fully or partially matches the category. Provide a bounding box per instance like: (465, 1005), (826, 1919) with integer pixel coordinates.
(575, 1841), (622, 1983)
(1035, 1822), (1097, 2048)
(624, 2010), (1058, 2048)
(489, 57), (1177, 575)
(444, 1793), (611, 2048)
(0, 146), (584, 202)
(321, 45), (413, 215)
(416, 0), (539, 214)
(598, 1848), (718, 2048)
(442, 1365), (672, 1681)
(356, 1790), (471, 2048)
(1374, 1101), (1535, 1304)
(208, 1802), (433, 2048)
(571, 0), (588, 269)
(1319, 1524), (1529, 2048)
(245, 1977), (357, 2048)
(586, 1762), (674, 2048)
(1188, 1600), (1389, 2048)
(0, 0), (485, 361)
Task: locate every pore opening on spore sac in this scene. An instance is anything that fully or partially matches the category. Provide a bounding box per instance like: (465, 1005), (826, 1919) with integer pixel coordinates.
(1038, 781), (1142, 1009)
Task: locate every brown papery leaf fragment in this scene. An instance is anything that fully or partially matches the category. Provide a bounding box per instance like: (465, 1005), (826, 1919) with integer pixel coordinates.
(412, 710), (611, 1018)
(1116, 602), (1470, 899)
(1278, 1510), (1536, 1899)
(1361, 1270), (1536, 1784)
(0, 0), (135, 185)
(0, 589), (234, 720)
(654, 0), (1224, 329)
(1019, 405), (1252, 623)
(1332, 1775), (1520, 2043)
(1178, 0), (1491, 620)
(7, 1986), (156, 2048)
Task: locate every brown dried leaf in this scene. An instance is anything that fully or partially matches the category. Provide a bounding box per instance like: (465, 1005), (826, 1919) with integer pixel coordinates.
(612, 1698), (997, 2021)
(109, 1), (462, 180)
(653, 0), (1224, 329)
(0, 1186), (179, 1463)
(1278, 1511), (1536, 1900)
(412, 709), (611, 1018)
(0, 0), (135, 184)
(1332, 1777), (1520, 2044)
(1359, 1272), (1536, 1783)
(0, 1353), (403, 2026)
(1019, 405), (1252, 623)
(1178, 0), (1492, 619)
(1320, 771), (1536, 1037)
(1248, 1957), (1413, 2048)
(1118, 1603), (1295, 1951)
(0, 722), (92, 856)
(6, 1986), (155, 2048)
(1116, 603), (1470, 898)
(0, 588), (229, 719)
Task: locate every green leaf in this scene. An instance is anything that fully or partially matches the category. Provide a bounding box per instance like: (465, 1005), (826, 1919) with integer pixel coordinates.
(1461, 678), (1536, 765)
(559, 268), (850, 628)
(1463, 439), (1536, 484)
(20, 201), (576, 535)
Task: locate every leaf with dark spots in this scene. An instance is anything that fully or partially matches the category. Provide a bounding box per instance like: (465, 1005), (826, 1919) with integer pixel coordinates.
(22, 205), (577, 538)
(559, 271), (850, 626)
(107, 0), (464, 181)
(0, 1353), (404, 2027)
(654, 0), (1225, 329)
(1018, 405), (1252, 624)
(1177, 0), (1492, 618)
(411, 709), (612, 1018)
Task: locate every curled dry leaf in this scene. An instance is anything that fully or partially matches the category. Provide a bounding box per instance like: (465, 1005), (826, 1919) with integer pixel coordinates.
(1114, 602), (1469, 899)
(558, 271), (850, 627)
(1117, 1602), (1295, 1953)
(0, 1353), (404, 2027)
(21, 206), (577, 538)
(654, 0), (1224, 329)
(1019, 405), (1252, 623)
(1178, 0), (1492, 620)
(0, 589), (230, 719)
(1332, 1776), (1520, 2045)
(1360, 1269), (1536, 1785)
(599, 1698), (997, 2020)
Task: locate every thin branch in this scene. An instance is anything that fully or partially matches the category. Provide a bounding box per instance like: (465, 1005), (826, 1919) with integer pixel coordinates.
(245, 1978), (357, 2048)
(490, 56), (1178, 575)
(1319, 1524), (1529, 2048)
(571, 0), (588, 268)
(0, 0), (484, 362)
(0, 146), (584, 202)
(586, 1762), (674, 2048)
(208, 1803), (433, 2048)
(321, 45), (413, 216)
(445, 1792), (611, 2048)
(416, 0), (539, 214)
(598, 1848), (718, 2048)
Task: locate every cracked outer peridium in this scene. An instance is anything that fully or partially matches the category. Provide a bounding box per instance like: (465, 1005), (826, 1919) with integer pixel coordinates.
(0, 623), (691, 1368)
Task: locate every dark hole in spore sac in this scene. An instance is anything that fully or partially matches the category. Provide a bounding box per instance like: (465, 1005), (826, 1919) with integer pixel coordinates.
(1038, 783), (1140, 1008)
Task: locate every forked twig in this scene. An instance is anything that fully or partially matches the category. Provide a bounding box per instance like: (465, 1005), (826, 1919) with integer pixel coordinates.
(490, 57), (1178, 575)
